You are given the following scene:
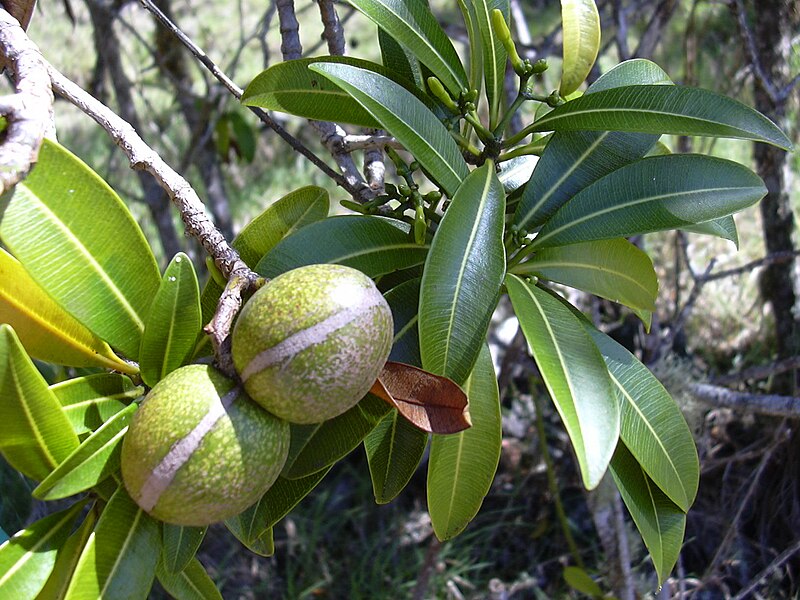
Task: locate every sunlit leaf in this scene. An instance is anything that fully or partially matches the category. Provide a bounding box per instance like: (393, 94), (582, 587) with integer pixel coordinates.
(505, 275), (618, 489)
(0, 325), (79, 481)
(309, 63), (469, 196)
(161, 525), (207, 575)
(559, 0), (600, 96)
(257, 216), (428, 279)
(610, 442), (685, 584)
(51, 374), (142, 436)
(0, 139), (161, 359)
(427, 345), (501, 540)
(420, 163), (505, 386)
(0, 248), (133, 373)
(36, 506), (98, 600)
(0, 501), (85, 598)
(64, 487), (160, 600)
(140, 253), (201, 387)
(532, 155), (766, 248)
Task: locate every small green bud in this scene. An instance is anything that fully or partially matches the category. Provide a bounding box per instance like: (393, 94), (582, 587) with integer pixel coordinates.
(424, 190), (442, 203)
(414, 206), (427, 245)
(533, 59), (548, 74)
(340, 199), (366, 213)
(398, 184), (412, 197)
(464, 89), (479, 103)
(491, 9), (526, 76)
(409, 161), (420, 171)
(205, 256), (226, 287)
(427, 77), (459, 113)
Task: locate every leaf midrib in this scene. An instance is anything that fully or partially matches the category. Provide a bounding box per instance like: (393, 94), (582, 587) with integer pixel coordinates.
(98, 507), (144, 598)
(525, 258), (654, 300)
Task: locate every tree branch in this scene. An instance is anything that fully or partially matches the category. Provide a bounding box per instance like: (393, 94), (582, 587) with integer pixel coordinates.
(689, 383), (800, 418)
(0, 6), (54, 195)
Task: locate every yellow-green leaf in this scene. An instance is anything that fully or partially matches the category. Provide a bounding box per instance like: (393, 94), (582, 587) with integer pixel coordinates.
(560, 0), (600, 96)
(51, 374), (142, 436)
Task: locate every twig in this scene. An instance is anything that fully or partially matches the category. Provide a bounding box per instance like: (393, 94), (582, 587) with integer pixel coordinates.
(688, 384), (800, 418)
(730, 537), (800, 600)
(412, 536), (442, 600)
(700, 250), (800, 283)
(0, 7), (54, 195)
(731, 0), (779, 103)
(137, 0), (352, 194)
(711, 356), (800, 386)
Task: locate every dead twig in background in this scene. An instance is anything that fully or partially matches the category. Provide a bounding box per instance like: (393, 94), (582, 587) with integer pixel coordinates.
(730, 536), (800, 600)
(689, 384), (800, 418)
(711, 356), (800, 386)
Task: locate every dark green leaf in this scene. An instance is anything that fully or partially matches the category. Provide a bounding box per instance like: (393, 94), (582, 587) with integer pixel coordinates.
(385, 278), (422, 367)
(228, 112), (256, 163)
(420, 163), (506, 385)
(531, 85), (793, 150)
(512, 238), (658, 312)
(533, 155), (766, 248)
(51, 374), (142, 436)
(505, 275), (619, 489)
(682, 215), (739, 247)
(224, 522), (274, 557)
(347, 0), (468, 94)
(0, 139), (161, 359)
(427, 345), (501, 540)
(162, 525), (207, 575)
(563, 566), (604, 598)
(379, 27), (425, 88)
(472, 0), (509, 128)
(0, 325), (79, 481)
(257, 215), (428, 279)
(33, 404), (137, 500)
(610, 441), (685, 584)
(585, 327), (699, 511)
(309, 63), (469, 196)
(139, 253), (201, 387)
(156, 558), (222, 600)
(64, 487), (160, 600)
(0, 501), (85, 598)
(282, 394), (390, 479)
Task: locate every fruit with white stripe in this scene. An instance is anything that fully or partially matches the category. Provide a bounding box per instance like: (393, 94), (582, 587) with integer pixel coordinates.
(121, 364), (289, 526)
(232, 264), (393, 424)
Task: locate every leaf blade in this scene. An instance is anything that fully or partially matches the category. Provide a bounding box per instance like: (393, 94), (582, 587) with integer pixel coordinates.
(161, 526), (207, 575)
(472, 0), (509, 128)
(156, 558), (222, 600)
(559, 0), (601, 96)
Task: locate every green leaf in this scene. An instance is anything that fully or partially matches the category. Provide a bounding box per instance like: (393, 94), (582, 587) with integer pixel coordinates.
(563, 566), (604, 598)
(309, 63), (469, 196)
(514, 59), (670, 230)
(33, 404), (137, 500)
(0, 139), (161, 359)
(36, 506), (98, 600)
(347, 0), (468, 95)
(0, 501), (85, 598)
(282, 394), (391, 479)
(585, 327), (699, 511)
(420, 163), (506, 385)
(226, 469), (330, 549)
(610, 441), (686, 585)
(379, 29), (425, 88)
(472, 0), (509, 128)
(224, 522), (274, 557)
(456, 0), (483, 93)
(530, 85), (793, 150)
(427, 345), (501, 540)
(64, 487), (160, 600)
(0, 248), (134, 373)
(682, 215), (739, 247)
(51, 374), (142, 436)
(139, 253), (201, 387)
(228, 111), (257, 163)
(161, 525), (206, 575)
(257, 215), (428, 279)
(0, 325), (79, 481)
(505, 275), (618, 489)
(385, 278), (423, 367)
(532, 155), (767, 249)
(156, 558), (222, 600)
(512, 238), (658, 312)
(559, 0), (600, 96)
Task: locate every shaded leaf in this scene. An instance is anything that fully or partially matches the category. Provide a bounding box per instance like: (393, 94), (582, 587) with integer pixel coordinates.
(257, 215), (428, 278)
(140, 253), (201, 387)
(512, 238), (658, 312)
(531, 85), (793, 150)
(585, 326), (699, 511)
(36, 506), (98, 600)
(156, 558), (222, 600)
(162, 526), (207, 575)
(0, 501), (86, 598)
(0, 248), (133, 373)
(64, 487), (160, 600)
(379, 29), (425, 88)
(371, 363), (469, 434)
(309, 63), (469, 196)
(559, 0), (601, 96)
(282, 394), (391, 479)
(532, 155), (767, 249)
(610, 441), (686, 585)
(347, 0), (468, 94)
(420, 163), (506, 386)
(505, 275), (618, 488)
(0, 325), (79, 481)
(224, 523), (274, 557)
(472, 0), (509, 128)
(0, 139), (161, 359)
(51, 374), (142, 436)
(427, 345), (501, 540)
(384, 278), (422, 367)
(563, 566), (604, 598)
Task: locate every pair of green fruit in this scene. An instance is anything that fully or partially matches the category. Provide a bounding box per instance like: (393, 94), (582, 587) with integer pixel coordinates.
(121, 264), (394, 526)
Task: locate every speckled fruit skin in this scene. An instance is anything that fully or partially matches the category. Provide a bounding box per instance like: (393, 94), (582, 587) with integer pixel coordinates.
(231, 264), (393, 424)
(121, 365), (289, 526)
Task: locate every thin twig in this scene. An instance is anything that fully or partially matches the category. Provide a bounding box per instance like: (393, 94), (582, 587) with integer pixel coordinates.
(711, 356), (800, 386)
(689, 384), (800, 418)
(700, 250), (800, 283)
(0, 7), (55, 195)
(730, 537), (800, 600)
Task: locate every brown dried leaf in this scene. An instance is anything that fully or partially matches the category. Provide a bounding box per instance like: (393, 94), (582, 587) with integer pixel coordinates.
(2, 0), (36, 30)
(371, 362), (471, 434)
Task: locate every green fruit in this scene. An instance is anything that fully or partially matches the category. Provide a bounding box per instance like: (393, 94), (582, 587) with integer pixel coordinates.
(232, 264), (393, 424)
(121, 364), (289, 526)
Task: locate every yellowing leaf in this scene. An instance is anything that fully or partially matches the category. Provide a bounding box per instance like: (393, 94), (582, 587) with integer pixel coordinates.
(560, 0), (601, 96)
(0, 249), (134, 373)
